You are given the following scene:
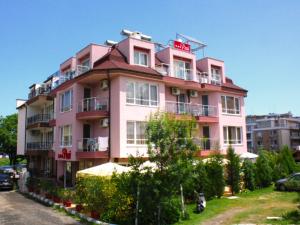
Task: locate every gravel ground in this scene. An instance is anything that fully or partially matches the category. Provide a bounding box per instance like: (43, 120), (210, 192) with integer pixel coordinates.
(0, 190), (82, 225)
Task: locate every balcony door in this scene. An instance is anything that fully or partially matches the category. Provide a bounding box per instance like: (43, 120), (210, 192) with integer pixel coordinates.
(202, 126), (211, 150)
(83, 124), (91, 151)
(202, 95), (209, 116)
(83, 88), (91, 111)
(177, 94), (187, 114)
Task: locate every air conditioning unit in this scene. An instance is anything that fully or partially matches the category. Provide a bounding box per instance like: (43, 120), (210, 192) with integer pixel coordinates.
(171, 87), (180, 96)
(100, 80), (108, 90)
(189, 90), (198, 98)
(100, 118), (109, 128)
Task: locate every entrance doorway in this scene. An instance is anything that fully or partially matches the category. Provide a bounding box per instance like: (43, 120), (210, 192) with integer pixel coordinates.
(202, 126), (211, 150)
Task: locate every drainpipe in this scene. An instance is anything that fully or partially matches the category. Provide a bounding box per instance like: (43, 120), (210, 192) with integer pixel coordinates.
(107, 70), (112, 161)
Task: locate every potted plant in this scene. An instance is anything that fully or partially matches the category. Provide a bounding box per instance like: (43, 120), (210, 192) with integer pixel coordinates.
(74, 177), (88, 212)
(26, 177), (35, 192)
(62, 189), (73, 207)
(52, 187), (63, 203)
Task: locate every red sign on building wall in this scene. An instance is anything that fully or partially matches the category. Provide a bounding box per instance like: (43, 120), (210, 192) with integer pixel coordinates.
(58, 148), (71, 160)
(173, 40), (191, 52)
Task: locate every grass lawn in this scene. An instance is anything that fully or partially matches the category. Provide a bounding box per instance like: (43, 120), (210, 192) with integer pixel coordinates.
(0, 157), (10, 166)
(0, 157), (27, 166)
(176, 186), (299, 225)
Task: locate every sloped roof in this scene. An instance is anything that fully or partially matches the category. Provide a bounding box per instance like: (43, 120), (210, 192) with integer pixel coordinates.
(93, 46), (161, 76)
(223, 77), (247, 93)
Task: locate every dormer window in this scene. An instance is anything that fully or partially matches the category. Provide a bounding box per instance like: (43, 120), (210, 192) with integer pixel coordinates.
(211, 67), (221, 85)
(134, 50), (149, 66)
(173, 60), (191, 80)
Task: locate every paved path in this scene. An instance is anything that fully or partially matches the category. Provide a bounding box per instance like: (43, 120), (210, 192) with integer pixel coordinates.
(0, 190), (82, 225)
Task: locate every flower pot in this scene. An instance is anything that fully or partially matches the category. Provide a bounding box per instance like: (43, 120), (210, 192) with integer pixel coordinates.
(91, 210), (100, 220)
(76, 204), (83, 212)
(63, 200), (72, 207)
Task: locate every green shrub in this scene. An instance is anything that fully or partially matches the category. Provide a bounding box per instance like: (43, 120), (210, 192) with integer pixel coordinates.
(242, 159), (256, 191)
(226, 146), (241, 195)
(205, 153), (225, 198)
(255, 150), (273, 188)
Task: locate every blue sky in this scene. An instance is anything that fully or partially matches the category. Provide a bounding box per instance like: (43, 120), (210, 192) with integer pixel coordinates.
(0, 0), (299, 116)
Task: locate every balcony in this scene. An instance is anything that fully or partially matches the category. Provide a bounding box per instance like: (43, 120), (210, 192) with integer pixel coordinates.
(173, 67), (194, 81)
(28, 85), (52, 99)
(193, 138), (220, 157)
(27, 114), (51, 128)
(165, 101), (218, 123)
(77, 137), (109, 159)
(155, 63), (170, 76)
(52, 65), (91, 89)
(76, 97), (108, 120)
(26, 142), (53, 151)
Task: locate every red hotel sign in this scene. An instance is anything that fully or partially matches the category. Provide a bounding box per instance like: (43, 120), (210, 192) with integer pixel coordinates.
(58, 148), (71, 160)
(173, 40), (191, 52)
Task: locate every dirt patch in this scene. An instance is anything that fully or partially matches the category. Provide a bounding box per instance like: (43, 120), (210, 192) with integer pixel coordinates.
(201, 207), (246, 225)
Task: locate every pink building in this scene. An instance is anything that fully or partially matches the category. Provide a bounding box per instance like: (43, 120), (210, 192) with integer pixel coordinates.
(16, 30), (248, 186)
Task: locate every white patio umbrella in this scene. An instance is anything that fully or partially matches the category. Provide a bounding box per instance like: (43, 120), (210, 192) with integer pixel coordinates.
(76, 162), (131, 177)
(239, 152), (258, 159)
(138, 160), (158, 172)
(202, 157), (229, 165)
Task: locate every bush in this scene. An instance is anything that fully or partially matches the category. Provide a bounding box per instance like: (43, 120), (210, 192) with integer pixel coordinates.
(242, 159), (256, 191)
(226, 146), (241, 195)
(205, 153), (225, 198)
(274, 146), (297, 181)
(193, 160), (210, 199)
(255, 150), (273, 188)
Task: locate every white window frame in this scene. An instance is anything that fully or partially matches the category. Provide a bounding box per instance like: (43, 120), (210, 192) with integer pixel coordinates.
(173, 60), (191, 80)
(221, 96), (241, 115)
(60, 125), (72, 147)
(134, 51), (149, 67)
(127, 121), (147, 145)
(223, 126), (242, 145)
(60, 89), (73, 112)
(126, 81), (159, 107)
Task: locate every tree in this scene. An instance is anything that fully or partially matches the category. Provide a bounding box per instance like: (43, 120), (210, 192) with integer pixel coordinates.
(205, 153), (225, 198)
(242, 159), (256, 191)
(274, 146), (297, 180)
(255, 150), (273, 188)
(226, 146), (241, 195)
(144, 112), (198, 224)
(0, 114), (18, 165)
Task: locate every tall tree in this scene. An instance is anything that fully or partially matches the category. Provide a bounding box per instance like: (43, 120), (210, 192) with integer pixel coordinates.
(226, 146), (241, 195)
(242, 159), (256, 191)
(0, 114), (18, 165)
(255, 150), (273, 188)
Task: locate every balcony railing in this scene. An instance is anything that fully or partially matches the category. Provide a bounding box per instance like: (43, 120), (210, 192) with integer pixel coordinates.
(165, 101), (218, 117)
(77, 137), (108, 152)
(173, 67), (194, 81)
(26, 142), (53, 151)
(211, 73), (221, 85)
(28, 85), (52, 99)
(27, 114), (51, 125)
(78, 97), (108, 113)
(192, 138), (219, 150)
(52, 65), (91, 89)
(196, 72), (209, 84)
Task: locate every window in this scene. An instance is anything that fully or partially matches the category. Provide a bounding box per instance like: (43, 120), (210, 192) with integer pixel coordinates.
(60, 125), (72, 147)
(60, 89), (73, 112)
(211, 67), (221, 85)
(223, 126), (242, 145)
(134, 51), (148, 66)
(221, 96), (240, 114)
(127, 121), (147, 145)
(126, 81), (158, 106)
(173, 60), (191, 80)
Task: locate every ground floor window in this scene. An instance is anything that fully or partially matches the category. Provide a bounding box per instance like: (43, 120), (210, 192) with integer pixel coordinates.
(127, 121), (147, 145)
(223, 126), (242, 145)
